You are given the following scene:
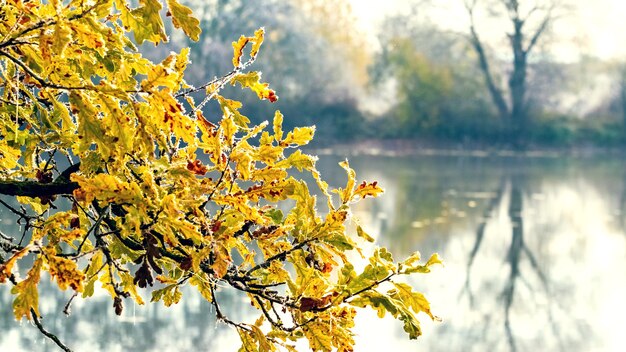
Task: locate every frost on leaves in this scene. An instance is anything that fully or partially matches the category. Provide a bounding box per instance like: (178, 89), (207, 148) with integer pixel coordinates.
(0, 0), (440, 350)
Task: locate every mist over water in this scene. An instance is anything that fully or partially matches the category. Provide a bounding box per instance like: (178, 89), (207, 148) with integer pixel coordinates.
(2, 153), (625, 351)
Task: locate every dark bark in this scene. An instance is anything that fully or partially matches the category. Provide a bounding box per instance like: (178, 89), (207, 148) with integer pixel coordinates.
(467, 3), (510, 119)
(620, 66), (626, 132)
(0, 180), (78, 197)
(0, 163), (80, 197)
(509, 17), (528, 134)
(466, 0), (554, 138)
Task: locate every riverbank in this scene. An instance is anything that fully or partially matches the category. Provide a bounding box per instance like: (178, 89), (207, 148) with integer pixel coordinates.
(308, 138), (626, 159)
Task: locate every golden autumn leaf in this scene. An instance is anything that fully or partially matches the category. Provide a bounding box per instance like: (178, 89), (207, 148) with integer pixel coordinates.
(0, 247), (31, 283)
(231, 71), (278, 102)
(11, 258), (42, 321)
(0, 0), (439, 348)
(282, 126), (315, 146)
(47, 253), (85, 292)
(166, 0), (201, 41)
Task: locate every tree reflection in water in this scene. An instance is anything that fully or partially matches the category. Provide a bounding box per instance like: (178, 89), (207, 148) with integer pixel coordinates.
(3, 154), (626, 351)
(342, 154), (622, 352)
(0, 264), (247, 351)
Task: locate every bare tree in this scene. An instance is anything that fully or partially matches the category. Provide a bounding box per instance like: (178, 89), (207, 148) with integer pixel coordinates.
(465, 0), (557, 138)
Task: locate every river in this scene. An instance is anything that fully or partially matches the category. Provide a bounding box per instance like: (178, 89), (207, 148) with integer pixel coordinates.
(2, 153), (625, 351)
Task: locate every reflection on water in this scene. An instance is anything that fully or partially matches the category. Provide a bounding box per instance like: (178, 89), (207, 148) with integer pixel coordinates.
(2, 154), (626, 351)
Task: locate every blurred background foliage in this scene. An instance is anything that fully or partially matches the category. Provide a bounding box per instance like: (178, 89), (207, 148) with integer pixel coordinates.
(144, 0), (626, 148)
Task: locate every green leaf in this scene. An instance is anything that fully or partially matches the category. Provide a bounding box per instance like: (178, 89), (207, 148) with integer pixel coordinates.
(151, 284), (182, 307)
(128, 0), (167, 44)
(266, 208), (284, 224)
(356, 225), (375, 242)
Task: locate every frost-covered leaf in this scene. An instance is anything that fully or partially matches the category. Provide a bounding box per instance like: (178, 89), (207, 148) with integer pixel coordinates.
(166, 0), (201, 41)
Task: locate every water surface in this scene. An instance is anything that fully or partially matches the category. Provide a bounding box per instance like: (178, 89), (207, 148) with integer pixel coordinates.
(2, 153), (625, 351)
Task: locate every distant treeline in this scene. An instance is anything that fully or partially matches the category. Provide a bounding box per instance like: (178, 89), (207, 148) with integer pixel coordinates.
(141, 0), (626, 148)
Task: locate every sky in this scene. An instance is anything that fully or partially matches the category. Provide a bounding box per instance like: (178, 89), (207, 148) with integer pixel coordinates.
(348, 0), (626, 61)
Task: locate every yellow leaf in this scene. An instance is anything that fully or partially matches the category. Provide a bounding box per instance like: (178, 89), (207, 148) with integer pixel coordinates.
(283, 126), (315, 146)
(250, 167), (288, 183)
(273, 110), (283, 141)
(217, 96), (250, 128)
(353, 180), (384, 200)
(425, 253), (443, 267)
(250, 28), (265, 60)
(0, 246), (31, 283)
(11, 257), (42, 321)
(231, 142), (254, 180)
(303, 320), (333, 351)
(47, 253), (85, 291)
(231, 28), (265, 68)
(52, 22), (72, 56)
(211, 243), (232, 278)
(232, 35), (249, 67)
(151, 284), (182, 307)
(220, 114), (238, 147)
(128, 0), (167, 44)
(250, 325), (274, 352)
(71, 173), (143, 205)
(98, 94), (134, 153)
(390, 282), (439, 321)
(0, 140), (21, 170)
(166, 0), (201, 41)
(69, 91), (110, 156)
(141, 59), (180, 91)
(255, 142), (284, 166)
(82, 251), (104, 298)
(335, 160), (356, 204)
(275, 150), (317, 172)
(189, 273), (213, 302)
(402, 251), (421, 267)
(231, 71), (278, 102)
(175, 47), (190, 76)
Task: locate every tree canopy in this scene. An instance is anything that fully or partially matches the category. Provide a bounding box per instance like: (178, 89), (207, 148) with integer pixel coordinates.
(0, 0), (440, 350)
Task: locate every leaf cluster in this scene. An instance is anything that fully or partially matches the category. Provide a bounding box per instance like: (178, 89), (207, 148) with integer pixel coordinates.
(0, 0), (441, 350)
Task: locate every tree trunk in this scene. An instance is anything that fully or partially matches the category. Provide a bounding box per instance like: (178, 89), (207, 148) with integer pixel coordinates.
(468, 17), (510, 120)
(620, 66), (626, 134)
(509, 18), (528, 137)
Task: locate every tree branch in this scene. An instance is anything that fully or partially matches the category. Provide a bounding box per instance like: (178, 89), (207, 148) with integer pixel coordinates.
(466, 1), (510, 118)
(30, 309), (73, 352)
(0, 163), (80, 197)
(525, 11), (552, 54)
(246, 238), (315, 276)
(0, 179), (78, 197)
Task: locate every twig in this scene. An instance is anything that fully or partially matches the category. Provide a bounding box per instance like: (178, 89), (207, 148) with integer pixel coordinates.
(30, 308), (73, 352)
(75, 205), (108, 254)
(63, 292), (78, 316)
(246, 238), (315, 275)
(0, 198), (31, 219)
